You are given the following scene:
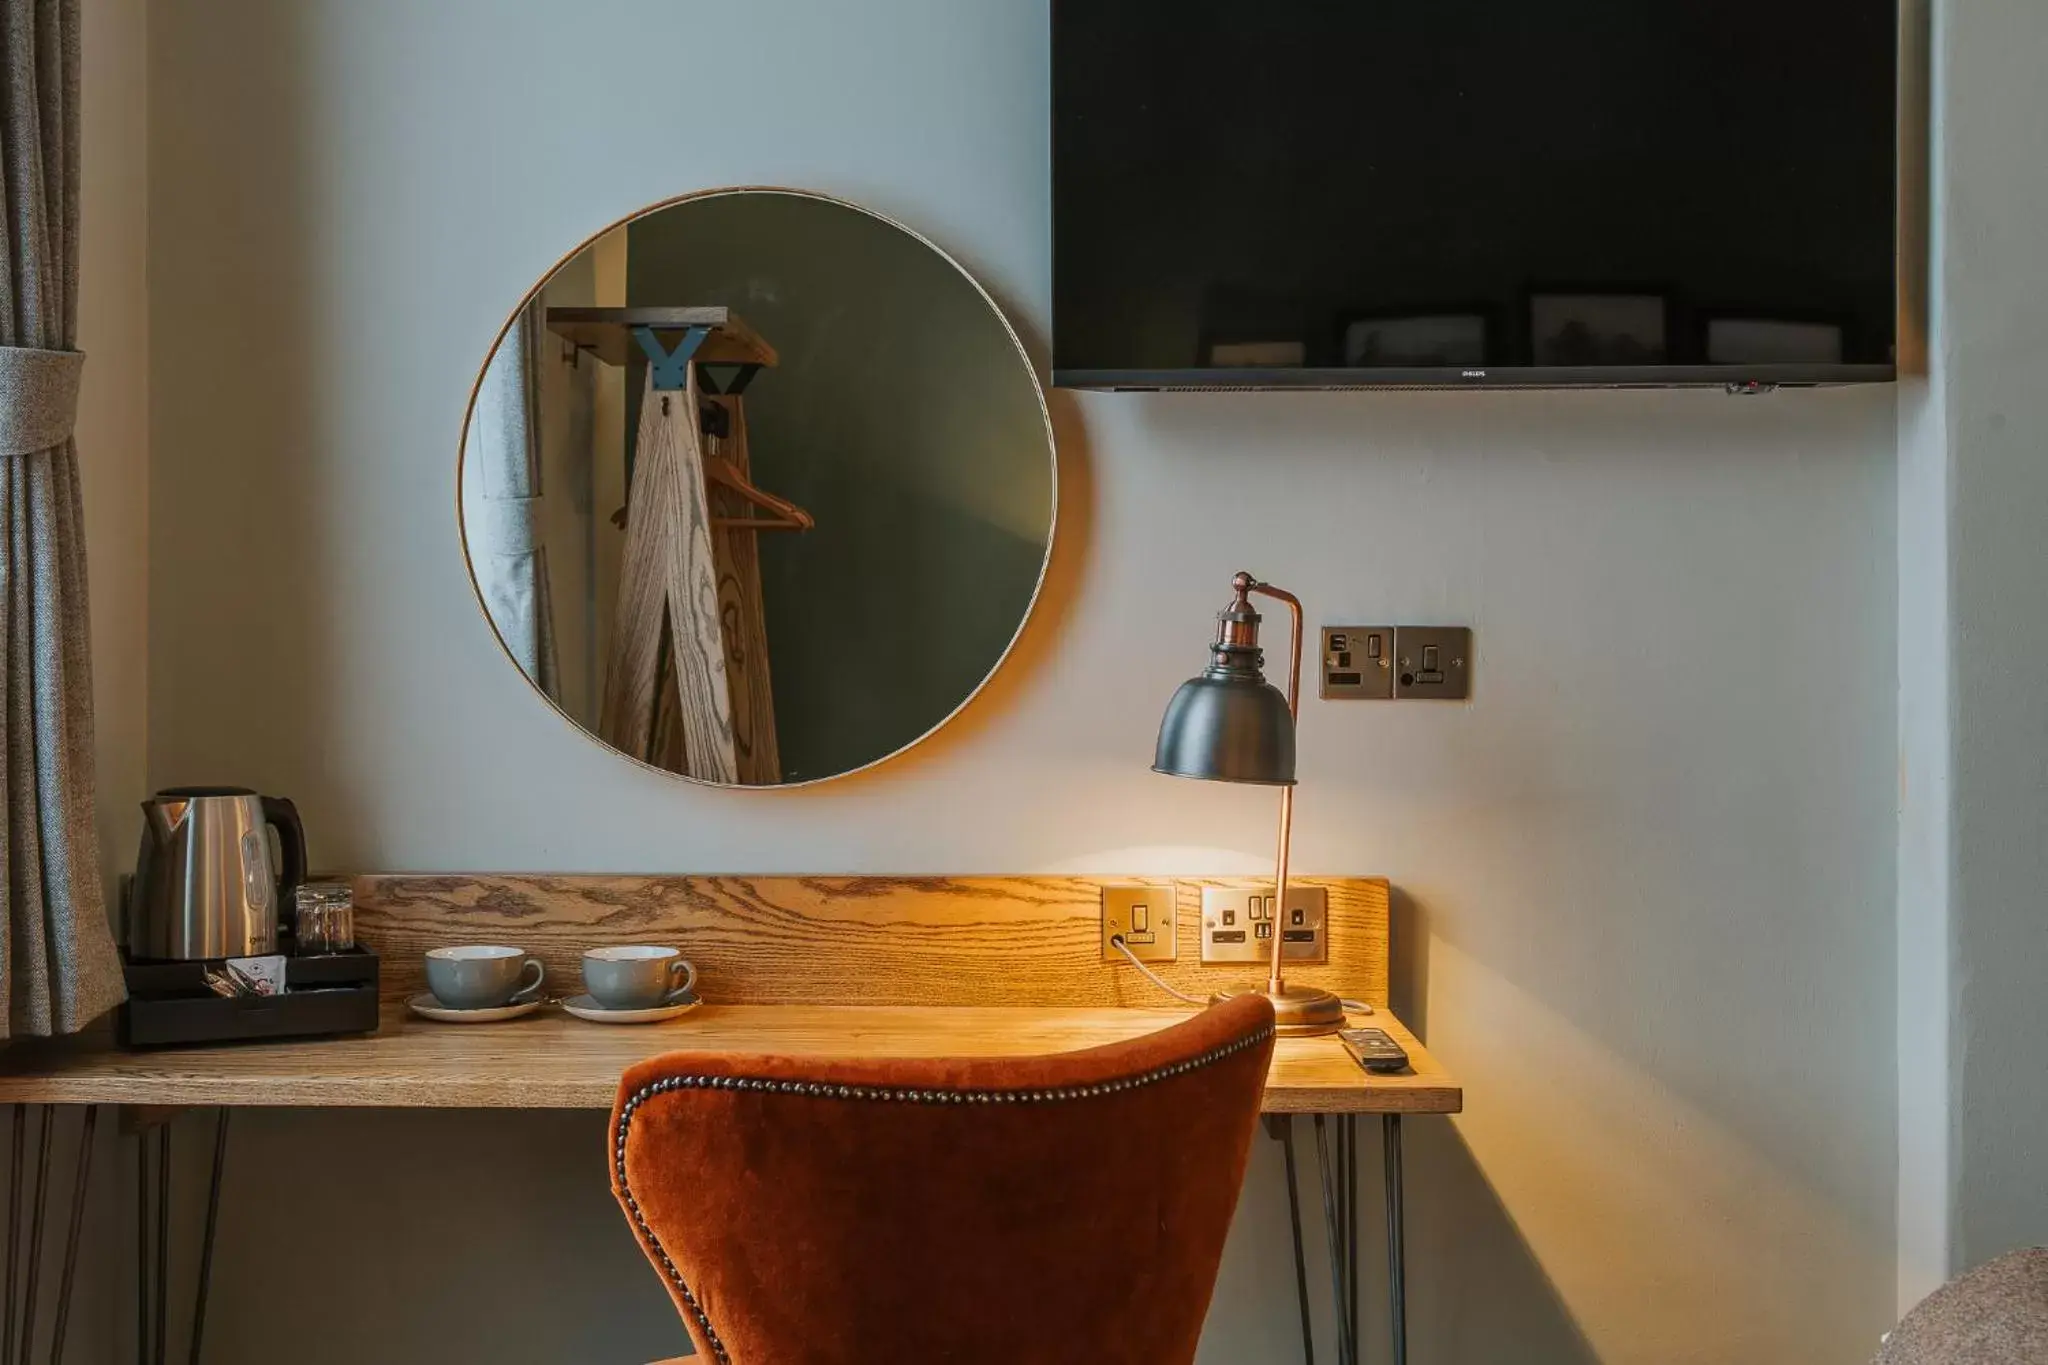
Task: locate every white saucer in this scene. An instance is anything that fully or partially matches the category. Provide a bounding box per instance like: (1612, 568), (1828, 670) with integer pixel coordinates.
(560, 994), (700, 1025)
(406, 992), (545, 1024)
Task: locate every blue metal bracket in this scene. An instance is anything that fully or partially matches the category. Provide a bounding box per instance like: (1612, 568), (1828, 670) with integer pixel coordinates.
(632, 324), (713, 392)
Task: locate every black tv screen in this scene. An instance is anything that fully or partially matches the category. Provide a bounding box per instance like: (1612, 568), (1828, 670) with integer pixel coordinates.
(1052, 2), (1899, 389)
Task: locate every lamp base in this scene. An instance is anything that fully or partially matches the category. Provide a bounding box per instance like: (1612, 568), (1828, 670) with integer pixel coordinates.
(1210, 981), (1348, 1036)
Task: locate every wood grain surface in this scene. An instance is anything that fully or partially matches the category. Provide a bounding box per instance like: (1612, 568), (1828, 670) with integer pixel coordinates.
(598, 367), (738, 781)
(598, 373), (681, 761)
(0, 1004), (1456, 1114)
(544, 306), (779, 369)
(350, 875), (1390, 1010)
(708, 395), (781, 784)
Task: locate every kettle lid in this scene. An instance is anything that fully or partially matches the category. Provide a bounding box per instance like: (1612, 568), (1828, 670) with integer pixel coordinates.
(154, 785), (256, 798)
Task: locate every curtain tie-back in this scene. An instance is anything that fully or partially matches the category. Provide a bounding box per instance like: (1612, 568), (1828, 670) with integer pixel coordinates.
(0, 347), (85, 457)
(475, 495), (543, 555)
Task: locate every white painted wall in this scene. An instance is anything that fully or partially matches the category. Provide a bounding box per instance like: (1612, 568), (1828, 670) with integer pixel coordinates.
(72, 1), (151, 1360)
(78, 0), (150, 918)
(1936, 0), (2048, 1272)
(142, 3), (1899, 1362)
(1893, 0), (1954, 1313)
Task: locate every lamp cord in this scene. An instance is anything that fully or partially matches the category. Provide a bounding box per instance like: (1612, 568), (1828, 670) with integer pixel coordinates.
(1108, 936), (1210, 1006)
(1109, 935), (1374, 1015)
(1109, 935), (1376, 1015)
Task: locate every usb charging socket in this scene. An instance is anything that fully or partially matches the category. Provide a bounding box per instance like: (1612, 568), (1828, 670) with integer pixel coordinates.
(1199, 886), (1328, 964)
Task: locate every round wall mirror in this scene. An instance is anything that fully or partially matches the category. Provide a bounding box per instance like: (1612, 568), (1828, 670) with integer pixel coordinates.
(460, 189), (1056, 786)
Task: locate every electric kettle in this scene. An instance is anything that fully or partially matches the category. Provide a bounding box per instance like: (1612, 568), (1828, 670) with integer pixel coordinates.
(127, 787), (307, 961)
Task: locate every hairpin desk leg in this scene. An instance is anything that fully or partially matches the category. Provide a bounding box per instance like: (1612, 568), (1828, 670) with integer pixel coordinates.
(6, 1105), (22, 1365)
(135, 1128), (148, 1365)
(1384, 1114), (1408, 1365)
(188, 1111), (230, 1365)
(127, 1108), (233, 1365)
(0, 1106), (73, 1365)
(1345, 1115), (1360, 1353)
(1324, 1114), (1362, 1364)
(1267, 1115), (1317, 1365)
(1277, 1109), (1408, 1365)
(154, 1127), (169, 1365)
(1312, 1116), (1359, 1365)
(49, 1106), (98, 1363)
(16, 1106), (54, 1365)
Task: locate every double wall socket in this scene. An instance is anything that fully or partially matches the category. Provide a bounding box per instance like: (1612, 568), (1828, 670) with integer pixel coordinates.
(1321, 626), (1472, 700)
(1199, 886), (1328, 964)
(1099, 884), (1177, 962)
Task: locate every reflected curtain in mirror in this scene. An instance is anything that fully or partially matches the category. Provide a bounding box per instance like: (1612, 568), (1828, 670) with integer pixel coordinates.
(468, 305), (560, 698)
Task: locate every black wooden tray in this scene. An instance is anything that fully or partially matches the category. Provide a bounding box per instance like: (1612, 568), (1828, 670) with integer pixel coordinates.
(118, 946), (380, 1048)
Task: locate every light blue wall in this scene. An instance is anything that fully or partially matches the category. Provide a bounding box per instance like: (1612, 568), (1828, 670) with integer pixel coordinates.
(1893, 0), (1952, 1310)
(1893, 0), (2048, 1305)
(144, 3), (1899, 1361)
(1937, 0), (2048, 1273)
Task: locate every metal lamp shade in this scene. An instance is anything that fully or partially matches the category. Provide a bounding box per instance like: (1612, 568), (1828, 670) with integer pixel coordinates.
(1152, 672), (1297, 785)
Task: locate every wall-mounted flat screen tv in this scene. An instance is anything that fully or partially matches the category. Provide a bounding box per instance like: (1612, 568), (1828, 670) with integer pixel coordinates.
(1052, 2), (1899, 390)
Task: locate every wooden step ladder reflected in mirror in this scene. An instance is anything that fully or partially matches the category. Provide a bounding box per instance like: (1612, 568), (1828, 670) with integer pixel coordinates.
(545, 307), (810, 784)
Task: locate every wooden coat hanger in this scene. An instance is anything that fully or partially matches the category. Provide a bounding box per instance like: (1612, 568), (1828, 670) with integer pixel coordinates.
(703, 453), (814, 531)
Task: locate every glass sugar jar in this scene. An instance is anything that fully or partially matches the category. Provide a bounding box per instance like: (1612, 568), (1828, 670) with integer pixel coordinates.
(292, 881), (355, 955)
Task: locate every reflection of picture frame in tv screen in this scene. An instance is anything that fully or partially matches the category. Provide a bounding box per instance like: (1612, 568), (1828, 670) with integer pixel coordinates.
(1705, 317), (1846, 366)
(1206, 339), (1307, 367)
(1341, 314), (1488, 368)
(1530, 294), (1668, 366)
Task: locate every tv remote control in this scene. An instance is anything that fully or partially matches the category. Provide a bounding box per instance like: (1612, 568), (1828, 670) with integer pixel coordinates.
(1338, 1027), (1409, 1074)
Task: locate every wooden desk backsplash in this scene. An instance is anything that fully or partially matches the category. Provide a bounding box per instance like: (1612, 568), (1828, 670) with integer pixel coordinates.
(351, 876), (1390, 1010)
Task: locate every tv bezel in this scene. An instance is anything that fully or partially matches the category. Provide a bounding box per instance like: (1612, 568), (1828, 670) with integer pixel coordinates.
(1048, 3), (1905, 393)
(1050, 363), (1897, 392)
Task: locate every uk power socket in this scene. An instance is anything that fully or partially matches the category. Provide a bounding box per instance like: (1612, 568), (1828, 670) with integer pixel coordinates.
(1321, 625), (1473, 700)
(1199, 886), (1328, 964)
(1099, 884), (1177, 963)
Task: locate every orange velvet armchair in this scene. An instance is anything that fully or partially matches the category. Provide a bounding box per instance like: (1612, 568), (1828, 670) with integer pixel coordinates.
(609, 995), (1277, 1364)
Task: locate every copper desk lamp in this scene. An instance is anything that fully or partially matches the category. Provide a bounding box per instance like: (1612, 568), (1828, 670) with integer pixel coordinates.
(1154, 572), (1347, 1036)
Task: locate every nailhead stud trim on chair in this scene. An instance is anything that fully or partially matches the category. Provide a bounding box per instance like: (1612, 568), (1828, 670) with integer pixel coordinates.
(612, 1024), (1277, 1364)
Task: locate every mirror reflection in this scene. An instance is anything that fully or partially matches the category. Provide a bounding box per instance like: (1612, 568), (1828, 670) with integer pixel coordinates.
(461, 190), (1055, 786)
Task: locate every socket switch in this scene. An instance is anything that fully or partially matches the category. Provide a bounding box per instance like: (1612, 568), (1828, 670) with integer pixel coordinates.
(1393, 626), (1472, 700)
(1199, 886), (1328, 964)
(1100, 884), (1177, 963)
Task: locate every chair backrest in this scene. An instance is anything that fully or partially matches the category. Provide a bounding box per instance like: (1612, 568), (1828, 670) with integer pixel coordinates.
(1876, 1248), (2048, 1364)
(610, 996), (1276, 1365)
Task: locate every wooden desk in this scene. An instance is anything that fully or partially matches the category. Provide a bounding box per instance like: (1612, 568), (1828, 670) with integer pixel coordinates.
(0, 871), (1458, 1113)
(18, 874), (1445, 1365)
(0, 1003), (1456, 1115)
(0, 1001), (1449, 1365)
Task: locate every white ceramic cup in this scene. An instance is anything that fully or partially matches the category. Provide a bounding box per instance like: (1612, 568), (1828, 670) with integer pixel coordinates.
(582, 946), (698, 1010)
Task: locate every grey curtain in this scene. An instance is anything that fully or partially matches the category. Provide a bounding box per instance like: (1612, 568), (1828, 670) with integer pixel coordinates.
(0, 0), (124, 1035)
(469, 303), (561, 697)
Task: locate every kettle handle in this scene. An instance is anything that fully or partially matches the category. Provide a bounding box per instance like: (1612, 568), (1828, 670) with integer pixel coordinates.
(261, 796), (308, 925)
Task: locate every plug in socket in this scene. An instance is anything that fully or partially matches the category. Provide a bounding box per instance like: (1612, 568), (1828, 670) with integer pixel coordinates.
(1101, 884), (1177, 963)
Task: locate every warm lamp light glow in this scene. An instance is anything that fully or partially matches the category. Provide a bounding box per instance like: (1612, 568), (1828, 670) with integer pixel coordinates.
(1045, 845), (1280, 877)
